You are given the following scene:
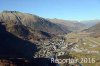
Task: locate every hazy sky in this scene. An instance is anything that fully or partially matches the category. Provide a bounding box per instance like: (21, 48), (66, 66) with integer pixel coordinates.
(0, 0), (100, 21)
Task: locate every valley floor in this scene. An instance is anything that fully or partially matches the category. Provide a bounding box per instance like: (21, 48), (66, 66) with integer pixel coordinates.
(60, 32), (100, 66)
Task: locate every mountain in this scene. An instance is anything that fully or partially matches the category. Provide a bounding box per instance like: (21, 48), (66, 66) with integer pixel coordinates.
(0, 22), (56, 65)
(84, 22), (100, 37)
(48, 18), (86, 32)
(0, 11), (70, 35)
(0, 11), (71, 58)
(81, 19), (100, 27)
(0, 22), (38, 59)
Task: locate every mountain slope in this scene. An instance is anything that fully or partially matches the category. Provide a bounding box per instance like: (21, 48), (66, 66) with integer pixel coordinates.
(85, 23), (100, 37)
(0, 21), (52, 42)
(81, 19), (100, 27)
(48, 18), (86, 32)
(0, 22), (38, 59)
(0, 11), (70, 35)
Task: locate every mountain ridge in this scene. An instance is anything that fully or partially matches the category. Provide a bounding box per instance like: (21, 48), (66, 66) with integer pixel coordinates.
(48, 18), (86, 32)
(0, 11), (70, 35)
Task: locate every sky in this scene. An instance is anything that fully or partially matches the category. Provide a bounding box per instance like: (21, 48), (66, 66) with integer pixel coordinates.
(0, 0), (100, 21)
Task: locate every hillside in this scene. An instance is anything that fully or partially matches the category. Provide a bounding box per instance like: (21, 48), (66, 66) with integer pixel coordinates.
(0, 11), (71, 59)
(85, 23), (100, 37)
(0, 22), (38, 59)
(48, 18), (86, 32)
(0, 11), (70, 35)
(81, 19), (100, 27)
(0, 21), (52, 42)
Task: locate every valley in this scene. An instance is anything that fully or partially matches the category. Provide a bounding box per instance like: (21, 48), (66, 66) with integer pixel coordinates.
(0, 11), (100, 66)
(54, 32), (100, 66)
(33, 31), (100, 66)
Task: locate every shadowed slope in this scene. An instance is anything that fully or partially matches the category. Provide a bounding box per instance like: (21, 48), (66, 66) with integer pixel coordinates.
(0, 22), (38, 59)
